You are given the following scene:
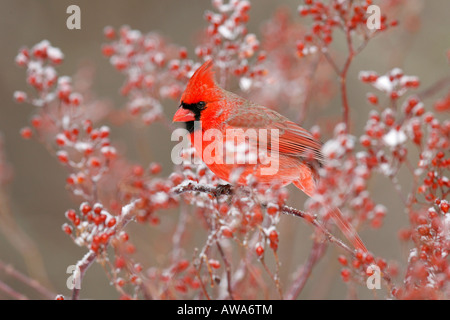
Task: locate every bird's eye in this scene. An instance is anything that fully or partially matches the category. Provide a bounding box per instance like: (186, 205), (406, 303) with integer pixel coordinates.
(197, 101), (206, 109)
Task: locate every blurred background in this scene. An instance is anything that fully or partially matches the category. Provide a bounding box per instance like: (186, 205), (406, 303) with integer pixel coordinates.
(0, 0), (449, 299)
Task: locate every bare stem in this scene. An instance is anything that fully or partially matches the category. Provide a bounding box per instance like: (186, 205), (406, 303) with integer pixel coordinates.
(0, 259), (55, 299)
(0, 280), (28, 300)
(216, 242), (234, 300)
(285, 239), (327, 300)
(417, 75), (450, 100)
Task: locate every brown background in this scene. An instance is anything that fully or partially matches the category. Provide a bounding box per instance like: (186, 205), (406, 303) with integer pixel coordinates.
(0, 0), (449, 299)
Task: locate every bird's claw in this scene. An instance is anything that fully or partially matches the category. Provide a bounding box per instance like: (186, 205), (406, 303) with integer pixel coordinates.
(214, 184), (234, 197)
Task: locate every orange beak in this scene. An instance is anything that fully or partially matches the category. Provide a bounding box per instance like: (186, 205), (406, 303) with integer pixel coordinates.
(173, 107), (196, 122)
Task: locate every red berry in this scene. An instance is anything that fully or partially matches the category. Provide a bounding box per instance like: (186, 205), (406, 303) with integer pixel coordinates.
(365, 253), (374, 263)
(120, 231), (129, 242)
(14, 91), (27, 103)
(352, 259), (361, 269)
(440, 201), (449, 213)
(116, 278), (125, 287)
(65, 209), (76, 221)
(179, 47), (188, 59)
(55, 134), (65, 146)
(63, 224), (72, 235)
(81, 204), (91, 215)
(209, 259), (221, 269)
(149, 163), (162, 175)
(341, 268), (351, 282)
(107, 217), (117, 228)
(221, 227), (233, 238)
(269, 230), (278, 243)
(256, 245), (264, 256)
(57, 151), (69, 163)
(176, 260), (189, 272)
(133, 165), (144, 177)
(417, 225), (429, 236)
(103, 26), (116, 39)
(126, 243), (135, 254)
(338, 255), (348, 266)
(367, 93), (378, 105)
(20, 127), (32, 139)
(91, 243), (99, 253)
(267, 204), (278, 215)
(115, 256), (126, 269)
(92, 204), (102, 215)
(30, 116), (42, 128)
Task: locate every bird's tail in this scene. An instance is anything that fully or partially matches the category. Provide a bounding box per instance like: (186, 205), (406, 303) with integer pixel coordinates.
(294, 179), (368, 253)
(326, 206), (368, 253)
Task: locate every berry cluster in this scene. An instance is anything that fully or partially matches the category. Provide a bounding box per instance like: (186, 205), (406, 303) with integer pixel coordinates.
(14, 41), (117, 202)
(296, 0), (397, 58)
(197, 0), (267, 90)
(244, 8), (334, 122)
(102, 26), (195, 125)
(357, 67), (449, 297)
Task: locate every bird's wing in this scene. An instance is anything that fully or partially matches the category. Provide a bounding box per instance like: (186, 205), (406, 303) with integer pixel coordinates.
(224, 104), (324, 164)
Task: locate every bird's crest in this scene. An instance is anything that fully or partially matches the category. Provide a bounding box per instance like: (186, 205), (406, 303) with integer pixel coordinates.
(181, 60), (221, 104)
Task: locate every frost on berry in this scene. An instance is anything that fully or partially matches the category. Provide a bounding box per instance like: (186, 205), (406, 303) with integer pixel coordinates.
(102, 26), (194, 125)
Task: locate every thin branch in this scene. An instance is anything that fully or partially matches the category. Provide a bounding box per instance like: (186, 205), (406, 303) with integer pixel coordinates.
(171, 182), (355, 255)
(0, 260), (55, 299)
(279, 204), (354, 255)
(71, 199), (140, 300)
(417, 75), (450, 100)
(259, 255), (283, 299)
(171, 202), (189, 262)
(216, 242), (234, 300)
(71, 251), (97, 300)
(0, 280), (28, 300)
(0, 190), (53, 289)
(171, 182), (394, 292)
(296, 55), (321, 124)
(285, 239), (327, 300)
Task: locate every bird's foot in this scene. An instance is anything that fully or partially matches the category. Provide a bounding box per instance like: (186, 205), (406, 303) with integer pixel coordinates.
(214, 184), (234, 197)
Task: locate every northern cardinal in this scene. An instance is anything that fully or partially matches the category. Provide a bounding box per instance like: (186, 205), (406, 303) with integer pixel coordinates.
(173, 61), (367, 253)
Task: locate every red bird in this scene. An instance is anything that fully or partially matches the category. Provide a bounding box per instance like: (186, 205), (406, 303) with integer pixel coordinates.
(173, 61), (367, 253)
